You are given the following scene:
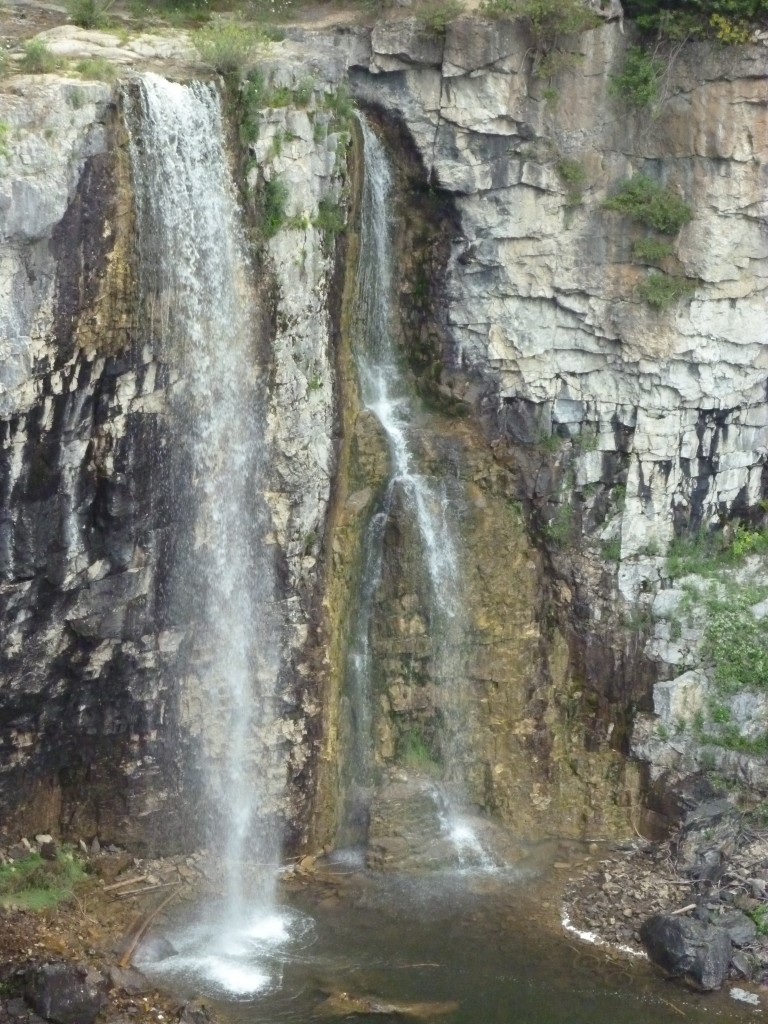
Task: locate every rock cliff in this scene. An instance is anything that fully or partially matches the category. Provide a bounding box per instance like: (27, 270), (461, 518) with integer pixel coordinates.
(0, 11), (766, 853)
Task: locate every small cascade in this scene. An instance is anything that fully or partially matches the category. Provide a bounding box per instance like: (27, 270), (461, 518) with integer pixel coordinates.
(125, 73), (289, 995)
(343, 116), (491, 867)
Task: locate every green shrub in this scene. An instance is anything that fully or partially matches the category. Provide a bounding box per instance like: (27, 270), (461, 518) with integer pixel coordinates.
(75, 57), (117, 81)
(609, 46), (661, 108)
(397, 726), (440, 772)
(420, 0), (465, 33)
(480, 0), (601, 43)
(21, 39), (60, 74)
(193, 23), (262, 77)
(262, 176), (288, 238)
(313, 197), (345, 250)
(239, 70), (264, 145)
(638, 272), (696, 310)
(625, 0), (764, 41)
(632, 237), (674, 264)
(68, 0), (115, 29)
(0, 121), (9, 160)
(556, 156), (587, 204)
(544, 504), (573, 546)
(604, 175), (692, 234)
(321, 85), (355, 129)
(602, 537), (621, 562)
(0, 851), (86, 911)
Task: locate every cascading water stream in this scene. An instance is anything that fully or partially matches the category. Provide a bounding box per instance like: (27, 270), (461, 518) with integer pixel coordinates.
(125, 72), (298, 996)
(344, 116), (492, 868)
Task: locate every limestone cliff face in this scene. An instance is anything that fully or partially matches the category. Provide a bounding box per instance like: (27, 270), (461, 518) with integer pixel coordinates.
(0, 37), (345, 851)
(327, 17), (768, 813)
(1, 16), (766, 853)
(345, 17), (767, 588)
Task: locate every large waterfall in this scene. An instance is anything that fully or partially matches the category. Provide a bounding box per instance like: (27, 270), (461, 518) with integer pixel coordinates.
(126, 73), (289, 994)
(342, 117), (484, 862)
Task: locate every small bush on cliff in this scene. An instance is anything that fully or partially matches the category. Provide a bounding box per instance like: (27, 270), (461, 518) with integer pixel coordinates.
(0, 851), (86, 911)
(480, 0), (601, 41)
(632, 237), (674, 264)
(625, 0), (766, 41)
(21, 39), (60, 74)
(193, 23), (263, 77)
(638, 271), (696, 309)
(610, 46), (662, 107)
(262, 176), (289, 238)
(419, 0), (465, 33)
(604, 175), (692, 234)
(0, 122), (9, 161)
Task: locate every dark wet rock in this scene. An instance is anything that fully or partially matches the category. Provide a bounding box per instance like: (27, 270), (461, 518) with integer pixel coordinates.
(178, 1001), (215, 1024)
(24, 963), (108, 1024)
(136, 935), (177, 962)
(711, 910), (757, 947)
(106, 965), (150, 996)
(640, 915), (731, 991)
(731, 950), (753, 979)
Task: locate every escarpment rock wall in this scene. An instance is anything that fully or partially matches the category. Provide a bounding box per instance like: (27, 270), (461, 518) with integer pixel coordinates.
(324, 16), (768, 813)
(0, 46), (345, 851)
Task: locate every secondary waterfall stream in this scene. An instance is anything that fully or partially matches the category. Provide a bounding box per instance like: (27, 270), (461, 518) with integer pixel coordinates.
(342, 116), (489, 866)
(125, 73), (296, 996)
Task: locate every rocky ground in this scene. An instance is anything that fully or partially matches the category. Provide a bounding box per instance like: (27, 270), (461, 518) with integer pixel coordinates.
(0, 837), (214, 1024)
(562, 779), (768, 1003)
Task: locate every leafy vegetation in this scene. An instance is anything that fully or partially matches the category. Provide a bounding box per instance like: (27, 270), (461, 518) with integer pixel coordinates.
(604, 175), (692, 234)
(193, 23), (263, 76)
(638, 271), (696, 310)
(609, 46), (662, 107)
(624, 0), (766, 41)
(67, 0), (115, 29)
(632, 237), (674, 264)
(0, 851), (86, 911)
(667, 524), (768, 579)
(0, 122), (9, 161)
(544, 504), (573, 546)
(479, 0), (601, 41)
(21, 39), (60, 74)
(313, 197), (345, 250)
(556, 156), (587, 205)
(262, 176), (289, 238)
(419, 0), (465, 33)
(76, 57), (118, 81)
(397, 726), (440, 772)
(701, 594), (768, 695)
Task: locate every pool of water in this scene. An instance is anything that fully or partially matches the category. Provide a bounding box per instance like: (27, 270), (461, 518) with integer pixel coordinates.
(138, 860), (757, 1024)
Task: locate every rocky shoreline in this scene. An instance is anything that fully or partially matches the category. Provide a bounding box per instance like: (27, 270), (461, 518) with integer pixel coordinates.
(562, 779), (768, 1004)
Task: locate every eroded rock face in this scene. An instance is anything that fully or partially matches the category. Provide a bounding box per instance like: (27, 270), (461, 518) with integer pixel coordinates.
(329, 17), (768, 808)
(0, 53), (345, 851)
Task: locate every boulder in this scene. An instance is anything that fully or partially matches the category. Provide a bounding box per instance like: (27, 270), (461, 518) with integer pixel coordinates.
(24, 963), (108, 1024)
(640, 914), (731, 991)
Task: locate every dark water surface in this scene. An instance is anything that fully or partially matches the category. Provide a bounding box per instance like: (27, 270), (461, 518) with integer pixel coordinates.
(147, 865), (757, 1024)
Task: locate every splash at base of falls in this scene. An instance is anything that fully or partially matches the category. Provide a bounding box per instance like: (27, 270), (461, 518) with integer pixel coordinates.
(136, 905), (315, 999)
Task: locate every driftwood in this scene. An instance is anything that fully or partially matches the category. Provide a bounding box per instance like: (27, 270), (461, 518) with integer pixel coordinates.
(103, 875), (148, 893)
(116, 888), (180, 968)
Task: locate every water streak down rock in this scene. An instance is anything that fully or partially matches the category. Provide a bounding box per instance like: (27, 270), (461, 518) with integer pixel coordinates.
(125, 74), (281, 912)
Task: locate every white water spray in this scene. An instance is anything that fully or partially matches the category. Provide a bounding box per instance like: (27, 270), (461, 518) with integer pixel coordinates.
(126, 73), (288, 994)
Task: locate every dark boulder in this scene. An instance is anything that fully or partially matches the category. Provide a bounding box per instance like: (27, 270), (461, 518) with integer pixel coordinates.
(24, 963), (108, 1024)
(640, 914), (731, 991)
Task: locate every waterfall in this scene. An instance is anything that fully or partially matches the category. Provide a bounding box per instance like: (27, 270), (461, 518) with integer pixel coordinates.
(126, 73), (289, 994)
(344, 117), (488, 865)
